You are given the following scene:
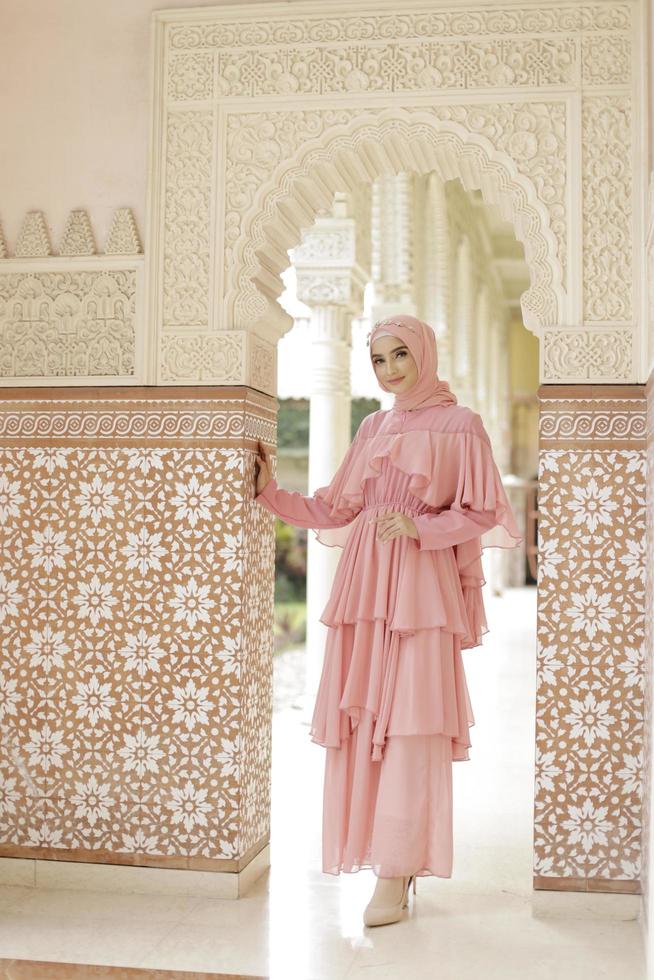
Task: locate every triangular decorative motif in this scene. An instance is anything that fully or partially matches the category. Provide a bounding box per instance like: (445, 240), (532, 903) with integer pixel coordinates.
(14, 211), (52, 257)
(104, 207), (142, 255)
(59, 209), (97, 255)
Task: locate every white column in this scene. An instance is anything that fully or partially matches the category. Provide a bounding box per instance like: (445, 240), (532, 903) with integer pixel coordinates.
(414, 172), (453, 380)
(453, 235), (476, 407)
(291, 196), (368, 717)
(370, 172), (417, 325)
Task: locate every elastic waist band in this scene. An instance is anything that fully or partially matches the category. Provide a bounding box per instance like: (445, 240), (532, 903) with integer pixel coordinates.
(362, 501), (428, 514)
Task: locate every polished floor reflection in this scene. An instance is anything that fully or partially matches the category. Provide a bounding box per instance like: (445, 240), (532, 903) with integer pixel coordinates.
(0, 587), (645, 979)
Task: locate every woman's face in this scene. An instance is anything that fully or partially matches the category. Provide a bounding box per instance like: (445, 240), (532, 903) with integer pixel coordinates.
(370, 334), (419, 395)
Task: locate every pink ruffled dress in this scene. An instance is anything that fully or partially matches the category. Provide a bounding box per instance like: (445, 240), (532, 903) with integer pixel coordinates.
(255, 404), (522, 879)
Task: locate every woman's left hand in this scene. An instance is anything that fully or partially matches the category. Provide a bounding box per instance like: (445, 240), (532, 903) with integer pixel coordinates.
(368, 511), (419, 543)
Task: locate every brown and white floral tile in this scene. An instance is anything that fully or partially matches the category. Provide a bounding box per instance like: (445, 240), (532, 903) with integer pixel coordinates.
(535, 386), (646, 891)
(0, 388), (276, 871)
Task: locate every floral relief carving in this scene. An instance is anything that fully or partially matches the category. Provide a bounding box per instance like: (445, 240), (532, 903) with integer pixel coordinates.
(167, 52), (215, 102)
(0, 272), (136, 379)
(161, 331), (244, 383)
(104, 209), (142, 256)
(214, 38), (576, 97)
(168, 7), (631, 49)
(543, 329), (633, 381)
(163, 111), (214, 329)
(582, 97), (632, 323)
(59, 210), (97, 257)
(14, 212), (52, 258)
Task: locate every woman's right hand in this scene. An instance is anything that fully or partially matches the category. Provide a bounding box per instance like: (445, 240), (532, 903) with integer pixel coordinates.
(254, 440), (272, 495)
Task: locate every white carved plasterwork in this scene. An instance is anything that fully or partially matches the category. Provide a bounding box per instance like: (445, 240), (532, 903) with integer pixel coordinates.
(163, 110), (213, 330)
(0, 210), (145, 385)
(150, 0), (641, 388)
(160, 329), (275, 390)
(15, 212), (52, 258)
(0, 271), (137, 380)
(211, 38), (577, 97)
(167, 6), (631, 47)
(582, 97), (633, 324)
(223, 103), (566, 340)
(161, 330), (244, 384)
(542, 327), (634, 381)
(104, 209), (143, 256)
(59, 210), (97, 257)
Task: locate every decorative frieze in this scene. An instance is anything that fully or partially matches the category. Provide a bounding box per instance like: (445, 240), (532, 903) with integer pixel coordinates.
(0, 210), (144, 384)
(167, 6), (631, 48)
(0, 271), (137, 381)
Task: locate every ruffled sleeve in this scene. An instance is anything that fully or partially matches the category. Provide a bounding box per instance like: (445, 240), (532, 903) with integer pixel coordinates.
(411, 414), (522, 554)
(254, 424), (365, 547)
(406, 411), (523, 649)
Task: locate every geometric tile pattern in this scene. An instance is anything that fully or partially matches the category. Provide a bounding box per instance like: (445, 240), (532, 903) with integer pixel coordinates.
(642, 379), (654, 919)
(534, 386), (646, 892)
(0, 388), (276, 871)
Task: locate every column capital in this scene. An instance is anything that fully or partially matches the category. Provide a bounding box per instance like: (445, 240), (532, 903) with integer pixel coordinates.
(292, 216), (367, 313)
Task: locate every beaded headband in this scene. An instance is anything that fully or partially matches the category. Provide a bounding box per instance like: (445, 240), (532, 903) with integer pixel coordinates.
(365, 318), (419, 348)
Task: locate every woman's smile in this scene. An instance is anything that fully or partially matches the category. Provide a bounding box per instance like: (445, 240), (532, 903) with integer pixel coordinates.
(387, 377), (405, 385)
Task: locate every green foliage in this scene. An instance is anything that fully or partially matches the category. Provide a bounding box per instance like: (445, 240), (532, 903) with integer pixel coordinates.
(273, 600), (306, 653)
(273, 517), (307, 603)
(277, 397), (381, 449)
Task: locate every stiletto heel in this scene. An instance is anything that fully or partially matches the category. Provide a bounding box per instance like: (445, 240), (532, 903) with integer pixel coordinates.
(364, 874), (416, 927)
(412, 874), (417, 895)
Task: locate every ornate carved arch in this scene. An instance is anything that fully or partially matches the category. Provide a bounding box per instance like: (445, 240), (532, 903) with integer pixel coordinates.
(225, 107), (566, 337)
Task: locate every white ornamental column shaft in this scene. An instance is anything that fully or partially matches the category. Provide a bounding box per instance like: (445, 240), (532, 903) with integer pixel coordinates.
(370, 173), (417, 325)
(292, 198), (368, 714)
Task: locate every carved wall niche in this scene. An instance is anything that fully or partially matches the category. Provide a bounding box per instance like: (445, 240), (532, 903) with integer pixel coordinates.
(147, 0), (644, 390)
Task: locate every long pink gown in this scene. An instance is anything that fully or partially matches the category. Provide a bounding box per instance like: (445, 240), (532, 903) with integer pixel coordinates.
(255, 403), (522, 879)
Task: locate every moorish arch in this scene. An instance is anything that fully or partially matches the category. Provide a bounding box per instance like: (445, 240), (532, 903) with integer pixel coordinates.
(225, 108), (566, 341)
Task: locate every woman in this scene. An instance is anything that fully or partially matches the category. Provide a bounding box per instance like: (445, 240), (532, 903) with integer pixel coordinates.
(253, 314), (522, 927)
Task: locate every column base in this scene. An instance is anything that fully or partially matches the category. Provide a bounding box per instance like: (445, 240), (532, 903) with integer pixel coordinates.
(0, 844), (270, 900)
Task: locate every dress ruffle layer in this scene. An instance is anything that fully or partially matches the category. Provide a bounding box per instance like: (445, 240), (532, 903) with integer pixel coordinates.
(255, 405), (522, 764)
(317, 498), (486, 643)
(310, 620), (474, 763)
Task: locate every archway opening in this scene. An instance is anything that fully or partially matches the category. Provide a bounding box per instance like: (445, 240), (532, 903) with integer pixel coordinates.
(266, 169), (539, 945)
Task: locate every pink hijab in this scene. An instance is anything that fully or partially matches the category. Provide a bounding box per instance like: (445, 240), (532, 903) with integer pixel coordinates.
(368, 314), (457, 411)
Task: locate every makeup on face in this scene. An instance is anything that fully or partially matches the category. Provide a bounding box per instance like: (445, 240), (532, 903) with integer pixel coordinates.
(371, 342), (415, 388)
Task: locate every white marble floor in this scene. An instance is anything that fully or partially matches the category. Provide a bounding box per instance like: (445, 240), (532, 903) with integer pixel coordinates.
(0, 586), (646, 979)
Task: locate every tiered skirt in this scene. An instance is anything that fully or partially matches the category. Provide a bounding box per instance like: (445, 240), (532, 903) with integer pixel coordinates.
(308, 502), (480, 878)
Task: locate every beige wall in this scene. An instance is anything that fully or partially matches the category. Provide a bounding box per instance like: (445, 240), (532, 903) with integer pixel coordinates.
(0, 0), (335, 252)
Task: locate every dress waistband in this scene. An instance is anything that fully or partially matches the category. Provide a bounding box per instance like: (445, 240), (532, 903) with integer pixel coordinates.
(362, 501), (429, 514)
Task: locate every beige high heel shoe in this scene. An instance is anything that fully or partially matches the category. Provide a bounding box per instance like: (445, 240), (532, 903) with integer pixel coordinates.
(363, 873), (417, 927)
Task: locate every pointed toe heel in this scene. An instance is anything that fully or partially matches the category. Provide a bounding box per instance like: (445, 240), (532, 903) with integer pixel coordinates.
(363, 874), (415, 927)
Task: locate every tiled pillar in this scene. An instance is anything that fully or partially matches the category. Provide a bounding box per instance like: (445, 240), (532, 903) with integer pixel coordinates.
(535, 386), (646, 894)
(0, 386), (275, 889)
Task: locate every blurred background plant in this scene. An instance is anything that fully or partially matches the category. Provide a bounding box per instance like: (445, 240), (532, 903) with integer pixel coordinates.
(272, 396), (380, 655)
